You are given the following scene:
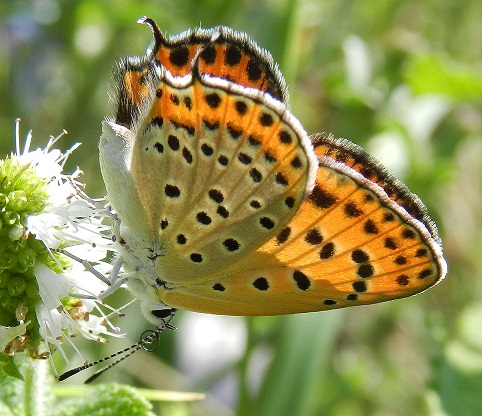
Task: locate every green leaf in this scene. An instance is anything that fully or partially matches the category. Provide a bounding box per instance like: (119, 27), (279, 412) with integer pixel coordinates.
(52, 384), (155, 416)
(0, 354), (24, 381)
(0, 357), (23, 415)
(405, 54), (482, 101)
(255, 311), (345, 416)
(0, 402), (14, 416)
(434, 361), (482, 415)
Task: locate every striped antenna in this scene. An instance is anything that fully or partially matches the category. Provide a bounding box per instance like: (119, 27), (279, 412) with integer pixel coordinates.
(58, 309), (176, 383)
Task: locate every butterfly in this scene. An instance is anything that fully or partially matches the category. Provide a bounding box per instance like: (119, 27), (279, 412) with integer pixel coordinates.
(99, 17), (447, 324)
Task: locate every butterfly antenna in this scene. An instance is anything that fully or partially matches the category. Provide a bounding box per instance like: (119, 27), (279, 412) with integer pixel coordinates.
(58, 309), (176, 382)
(83, 342), (144, 384)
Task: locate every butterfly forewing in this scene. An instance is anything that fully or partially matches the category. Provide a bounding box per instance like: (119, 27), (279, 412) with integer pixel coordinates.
(159, 135), (446, 315)
(312, 134), (441, 241)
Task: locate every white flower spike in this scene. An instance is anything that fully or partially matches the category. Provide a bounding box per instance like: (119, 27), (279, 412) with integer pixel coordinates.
(0, 120), (124, 376)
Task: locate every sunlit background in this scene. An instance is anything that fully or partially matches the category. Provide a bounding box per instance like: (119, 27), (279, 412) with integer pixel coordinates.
(2, 0), (482, 415)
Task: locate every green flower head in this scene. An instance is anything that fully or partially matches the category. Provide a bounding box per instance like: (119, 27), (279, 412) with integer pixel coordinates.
(1, 120), (122, 377)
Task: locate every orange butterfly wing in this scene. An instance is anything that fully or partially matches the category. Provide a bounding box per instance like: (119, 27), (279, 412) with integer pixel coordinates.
(160, 133), (446, 315)
(115, 17), (287, 130)
(105, 18), (446, 318)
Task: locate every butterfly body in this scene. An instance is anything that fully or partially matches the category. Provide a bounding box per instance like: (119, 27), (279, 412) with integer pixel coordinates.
(99, 17), (446, 324)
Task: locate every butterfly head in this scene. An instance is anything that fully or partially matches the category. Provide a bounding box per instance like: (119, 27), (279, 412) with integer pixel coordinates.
(115, 253), (173, 325)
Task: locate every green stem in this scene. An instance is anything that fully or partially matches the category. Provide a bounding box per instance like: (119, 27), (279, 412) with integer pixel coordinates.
(237, 317), (255, 416)
(280, 0), (301, 89)
(23, 358), (49, 416)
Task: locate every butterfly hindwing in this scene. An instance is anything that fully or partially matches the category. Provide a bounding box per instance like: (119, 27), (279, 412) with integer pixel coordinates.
(115, 18), (288, 131)
(145, 19), (288, 102)
(127, 65), (317, 281)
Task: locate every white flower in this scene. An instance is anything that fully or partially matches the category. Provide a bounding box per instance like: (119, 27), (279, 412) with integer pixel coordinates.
(0, 120), (126, 374)
(0, 322), (29, 355)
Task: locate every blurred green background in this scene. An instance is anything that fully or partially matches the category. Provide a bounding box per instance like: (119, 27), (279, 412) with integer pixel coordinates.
(1, 0), (482, 415)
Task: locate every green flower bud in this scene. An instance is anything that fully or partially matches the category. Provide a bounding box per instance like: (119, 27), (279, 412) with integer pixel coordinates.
(7, 190), (28, 211)
(8, 276), (26, 297)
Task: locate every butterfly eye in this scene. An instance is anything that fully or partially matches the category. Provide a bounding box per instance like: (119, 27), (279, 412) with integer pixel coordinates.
(151, 309), (173, 319)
